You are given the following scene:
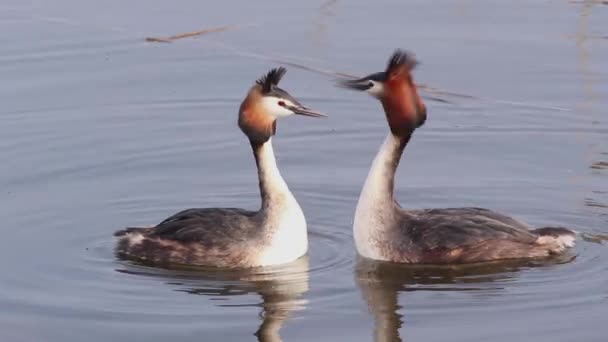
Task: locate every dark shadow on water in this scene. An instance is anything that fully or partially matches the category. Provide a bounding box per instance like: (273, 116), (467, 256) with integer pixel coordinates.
(354, 255), (575, 342)
(116, 257), (310, 342)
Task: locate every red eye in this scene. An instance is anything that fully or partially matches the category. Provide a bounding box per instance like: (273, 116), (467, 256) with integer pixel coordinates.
(278, 101), (286, 107)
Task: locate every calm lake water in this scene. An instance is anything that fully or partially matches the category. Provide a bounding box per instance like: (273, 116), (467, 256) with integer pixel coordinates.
(1, 1), (607, 341)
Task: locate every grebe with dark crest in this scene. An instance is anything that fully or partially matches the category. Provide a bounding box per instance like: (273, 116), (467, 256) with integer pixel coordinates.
(115, 67), (326, 268)
(339, 50), (576, 264)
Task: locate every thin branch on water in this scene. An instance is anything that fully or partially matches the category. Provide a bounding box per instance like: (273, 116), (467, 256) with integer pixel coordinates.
(31, 17), (554, 112)
(25, 12), (572, 112)
(141, 26), (474, 102)
(145, 25), (238, 43)
(562, 34), (608, 41)
(568, 0), (608, 5)
(185, 39), (467, 104)
(197, 39), (571, 111)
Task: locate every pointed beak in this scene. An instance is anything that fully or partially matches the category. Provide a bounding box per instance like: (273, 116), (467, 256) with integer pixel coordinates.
(288, 105), (327, 118)
(337, 78), (373, 91)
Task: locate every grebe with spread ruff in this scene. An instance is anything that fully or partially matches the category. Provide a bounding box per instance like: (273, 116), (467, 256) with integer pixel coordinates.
(115, 67), (326, 268)
(339, 50), (575, 264)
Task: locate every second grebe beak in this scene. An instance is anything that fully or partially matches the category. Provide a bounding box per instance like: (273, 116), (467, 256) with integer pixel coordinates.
(336, 72), (386, 98)
(338, 78), (374, 91)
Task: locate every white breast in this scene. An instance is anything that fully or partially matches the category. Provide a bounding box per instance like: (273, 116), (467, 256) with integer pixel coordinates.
(257, 199), (308, 266)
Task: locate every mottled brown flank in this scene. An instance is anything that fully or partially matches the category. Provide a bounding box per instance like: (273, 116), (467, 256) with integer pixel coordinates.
(369, 207), (575, 264)
(114, 208), (270, 268)
(415, 240), (552, 264)
(238, 85), (276, 145)
(116, 236), (257, 267)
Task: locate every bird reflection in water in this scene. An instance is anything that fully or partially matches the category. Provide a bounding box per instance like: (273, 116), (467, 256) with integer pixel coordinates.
(354, 255), (575, 342)
(116, 256), (310, 342)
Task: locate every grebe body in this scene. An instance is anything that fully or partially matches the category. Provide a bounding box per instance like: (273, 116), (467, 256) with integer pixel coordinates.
(115, 67), (325, 268)
(341, 50), (575, 264)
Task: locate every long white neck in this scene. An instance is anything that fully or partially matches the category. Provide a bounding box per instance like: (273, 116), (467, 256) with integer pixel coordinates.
(252, 138), (308, 266)
(353, 132), (409, 259)
(253, 138), (294, 208)
(356, 132), (408, 214)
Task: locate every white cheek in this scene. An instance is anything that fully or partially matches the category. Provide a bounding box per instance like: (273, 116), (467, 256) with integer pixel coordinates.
(367, 81), (384, 98)
(261, 97), (293, 118)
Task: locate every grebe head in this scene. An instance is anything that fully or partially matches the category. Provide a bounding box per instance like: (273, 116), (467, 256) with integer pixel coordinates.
(338, 49), (426, 135)
(239, 67), (326, 144)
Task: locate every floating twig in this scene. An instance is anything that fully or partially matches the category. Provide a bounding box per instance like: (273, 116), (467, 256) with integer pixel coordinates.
(145, 25), (238, 43)
(591, 161), (608, 170)
(145, 26), (572, 111)
(569, 0), (608, 5)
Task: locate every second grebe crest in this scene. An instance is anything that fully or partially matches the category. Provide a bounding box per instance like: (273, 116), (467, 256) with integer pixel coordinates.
(338, 50), (426, 135)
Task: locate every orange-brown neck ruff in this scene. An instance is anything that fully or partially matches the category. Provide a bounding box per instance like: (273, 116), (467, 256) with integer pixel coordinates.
(381, 74), (421, 136)
(238, 86), (276, 145)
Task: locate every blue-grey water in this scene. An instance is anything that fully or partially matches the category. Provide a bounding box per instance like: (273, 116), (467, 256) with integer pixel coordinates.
(1, 1), (607, 341)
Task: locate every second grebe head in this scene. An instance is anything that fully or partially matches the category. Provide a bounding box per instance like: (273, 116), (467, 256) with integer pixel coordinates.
(239, 67), (326, 144)
(338, 49), (427, 136)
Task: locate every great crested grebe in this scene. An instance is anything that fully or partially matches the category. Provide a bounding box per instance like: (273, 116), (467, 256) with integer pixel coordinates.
(339, 50), (576, 264)
(115, 67), (325, 268)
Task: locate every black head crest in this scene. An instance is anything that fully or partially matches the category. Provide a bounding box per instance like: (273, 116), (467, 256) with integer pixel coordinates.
(386, 49), (418, 76)
(256, 67), (287, 93)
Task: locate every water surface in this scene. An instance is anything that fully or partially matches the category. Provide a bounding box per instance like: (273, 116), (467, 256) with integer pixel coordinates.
(1, 1), (607, 341)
